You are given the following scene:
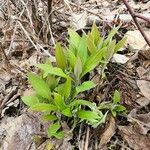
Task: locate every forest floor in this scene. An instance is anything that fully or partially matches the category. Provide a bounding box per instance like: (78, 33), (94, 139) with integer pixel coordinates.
(0, 0), (150, 150)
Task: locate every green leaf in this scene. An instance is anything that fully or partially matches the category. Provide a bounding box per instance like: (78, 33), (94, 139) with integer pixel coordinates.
(103, 26), (120, 46)
(74, 57), (82, 80)
(36, 64), (69, 79)
(102, 39), (116, 63)
(22, 95), (39, 107)
(77, 35), (87, 64)
(63, 78), (71, 99)
(30, 103), (57, 112)
(114, 37), (127, 53)
(113, 90), (120, 104)
(52, 131), (64, 139)
(91, 22), (101, 45)
(105, 39), (116, 61)
(28, 73), (51, 99)
(68, 29), (81, 49)
(77, 110), (101, 122)
(76, 81), (96, 94)
(62, 107), (72, 117)
(42, 114), (58, 121)
(114, 105), (126, 112)
(54, 93), (66, 110)
(66, 49), (77, 69)
(87, 32), (97, 54)
(111, 110), (117, 117)
(55, 42), (66, 69)
(55, 78), (71, 100)
(48, 121), (64, 139)
(70, 99), (96, 109)
(81, 47), (107, 77)
(46, 75), (58, 90)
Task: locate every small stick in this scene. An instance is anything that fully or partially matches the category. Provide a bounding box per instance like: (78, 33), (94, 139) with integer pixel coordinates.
(122, 0), (150, 47)
(18, 21), (55, 62)
(0, 43), (9, 63)
(135, 13), (150, 23)
(0, 43), (12, 72)
(84, 126), (90, 150)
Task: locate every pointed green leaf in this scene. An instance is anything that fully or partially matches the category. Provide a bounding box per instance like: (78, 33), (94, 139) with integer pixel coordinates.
(103, 26), (120, 46)
(114, 37), (127, 53)
(28, 73), (51, 99)
(42, 114), (58, 121)
(48, 121), (60, 135)
(63, 78), (71, 99)
(113, 90), (120, 104)
(62, 107), (72, 117)
(30, 103), (57, 112)
(114, 105), (126, 112)
(77, 35), (87, 64)
(36, 64), (69, 78)
(55, 42), (66, 69)
(87, 32), (97, 54)
(52, 131), (64, 139)
(76, 81), (96, 94)
(91, 22), (101, 45)
(22, 95), (39, 107)
(68, 29), (81, 49)
(70, 99), (96, 109)
(74, 57), (82, 80)
(48, 121), (64, 139)
(66, 49), (77, 69)
(111, 110), (117, 117)
(105, 39), (116, 61)
(55, 78), (71, 100)
(46, 75), (58, 90)
(54, 93), (66, 110)
(81, 47), (107, 77)
(77, 110), (101, 122)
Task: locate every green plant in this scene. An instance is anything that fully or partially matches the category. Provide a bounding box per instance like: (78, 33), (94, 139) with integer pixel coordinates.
(22, 23), (126, 139)
(98, 90), (126, 117)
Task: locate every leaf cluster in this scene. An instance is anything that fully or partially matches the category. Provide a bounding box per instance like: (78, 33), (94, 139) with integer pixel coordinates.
(22, 23), (126, 139)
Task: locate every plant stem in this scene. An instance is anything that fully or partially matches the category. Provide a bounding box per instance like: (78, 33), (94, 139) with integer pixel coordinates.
(122, 0), (150, 47)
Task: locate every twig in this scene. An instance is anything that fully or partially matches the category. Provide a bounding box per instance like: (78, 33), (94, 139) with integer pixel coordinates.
(84, 126), (90, 150)
(135, 13), (150, 23)
(20, 0), (36, 34)
(47, 0), (52, 23)
(68, 1), (103, 20)
(17, 21), (55, 62)
(122, 0), (150, 47)
(0, 43), (9, 63)
(0, 43), (12, 72)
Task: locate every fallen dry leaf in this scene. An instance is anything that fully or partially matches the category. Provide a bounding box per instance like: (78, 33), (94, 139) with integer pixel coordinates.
(137, 66), (150, 81)
(99, 116), (116, 148)
(71, 11), (87, 30)
(136, 97), (150, 107)
(128, 109), (150, 135)
(136, 80), (150, 100)
(125, 30), (150, 50)
(0, 113), (41, 150)
(118, 125), (150, 150)
(112, 54), (129, 64)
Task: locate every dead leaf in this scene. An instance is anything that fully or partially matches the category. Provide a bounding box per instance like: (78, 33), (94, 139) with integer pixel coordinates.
(118, 125), (150, 150)
(128, 109), (150, 135)
(125, 30), (150, 50)
(136, 80), (150, 100)
(99, 116), (116, 148)
(0, 113), (41, 150)
(112, 54), (129, 64)
(136, 97), (150, 107)
(136, 67), (150, 80)
(71, 11), (87, 30)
